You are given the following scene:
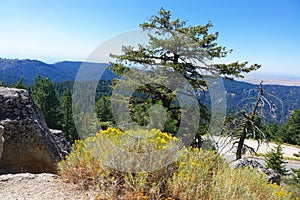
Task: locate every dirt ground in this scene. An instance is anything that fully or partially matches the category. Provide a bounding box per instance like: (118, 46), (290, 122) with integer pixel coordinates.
(0, 173), (97, 200)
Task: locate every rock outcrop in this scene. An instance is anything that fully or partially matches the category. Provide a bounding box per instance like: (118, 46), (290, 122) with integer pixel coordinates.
(0, 126), (4, 159)
(231, 157), (281, 185)
(49, 129), (72, 155)
(0, 87), (71, 174)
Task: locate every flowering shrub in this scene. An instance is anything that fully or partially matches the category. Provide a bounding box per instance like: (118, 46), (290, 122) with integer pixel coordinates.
(58, 128), (293, 199)
(58, 128), (179, 197)
(272, 183), (293, 199)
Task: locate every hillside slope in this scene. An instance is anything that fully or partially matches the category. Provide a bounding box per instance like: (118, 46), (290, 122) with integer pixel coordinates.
(0, 58), (115, 84)
(1, 58), (299, 123)
(223, 79), (300, 123)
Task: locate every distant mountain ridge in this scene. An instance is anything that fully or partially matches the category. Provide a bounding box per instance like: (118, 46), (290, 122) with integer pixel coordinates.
(0, 58), (115, 84)
(1, 58), (299, 123)
(238, 74), (300, 87)
(222, 79), (300, 123)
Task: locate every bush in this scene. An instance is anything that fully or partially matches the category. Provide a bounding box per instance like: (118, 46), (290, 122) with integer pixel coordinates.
(58, 128), (292, 199)
(264, 144), (288, 176)
(282, 152), (300, 199)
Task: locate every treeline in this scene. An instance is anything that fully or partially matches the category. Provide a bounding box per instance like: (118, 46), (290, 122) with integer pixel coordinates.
(225, 109), (300, 146)
(264, 109), (300, 146)
(1, 76), (113, 144)
(1, 76), (299, 146)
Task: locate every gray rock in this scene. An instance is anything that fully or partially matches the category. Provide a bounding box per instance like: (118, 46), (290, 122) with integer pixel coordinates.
(263, 168), (281, 185)
(0, 173), (58, 181)
(231, 157), (281, 185)
(0, 87), (71, 174)
(49, 129), (71, 155)
(0, 126), (4, 159)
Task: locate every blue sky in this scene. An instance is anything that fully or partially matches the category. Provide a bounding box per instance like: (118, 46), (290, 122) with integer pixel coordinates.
(0, 0), (299, 77)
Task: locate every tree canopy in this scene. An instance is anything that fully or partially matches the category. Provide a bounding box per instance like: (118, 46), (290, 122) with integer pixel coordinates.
(31, 76), (61, 129)
(111, 8), (260, 81)
(13, 77), (26, 89)
(110, 8), (260, 146)
(61, 88), (78, 143)
(281, 108), (300, 145)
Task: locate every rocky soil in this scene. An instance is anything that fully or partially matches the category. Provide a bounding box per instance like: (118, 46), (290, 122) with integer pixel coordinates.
(0, 173), (97, 200)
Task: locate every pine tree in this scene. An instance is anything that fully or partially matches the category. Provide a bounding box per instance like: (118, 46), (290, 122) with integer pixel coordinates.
(291, 152), (300, 184)
(13, 77), (26, 89)
(31, 75), (61, 129)
(95, 95), (113, 123)
(61, 88), (78, 144)
(110, 8), (260, 146)
(265, 123), (282, 143)
(280, 108), (300, 145)
(0, 81), (8, 87)
(264, 144), (288, 176)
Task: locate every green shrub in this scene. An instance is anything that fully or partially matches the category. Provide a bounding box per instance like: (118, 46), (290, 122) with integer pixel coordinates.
(264, 144), (288, 176)
(282, 152), (300, 199)
(58, 128), (292, 199)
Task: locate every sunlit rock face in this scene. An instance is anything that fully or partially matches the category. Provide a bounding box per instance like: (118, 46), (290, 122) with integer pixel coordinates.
(0, 87), (70, 174)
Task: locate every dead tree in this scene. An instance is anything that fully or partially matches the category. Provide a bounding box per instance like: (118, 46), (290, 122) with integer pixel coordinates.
(234, 81), (264, 159)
